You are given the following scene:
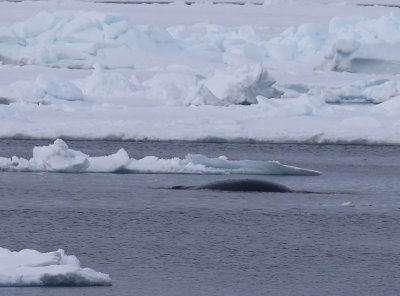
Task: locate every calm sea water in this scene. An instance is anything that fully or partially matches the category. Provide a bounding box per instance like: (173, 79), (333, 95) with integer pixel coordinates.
(1, 140), (400, 296)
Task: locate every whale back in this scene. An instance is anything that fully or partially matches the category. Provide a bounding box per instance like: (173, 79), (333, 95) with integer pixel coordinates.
(198, 179), (292, 193)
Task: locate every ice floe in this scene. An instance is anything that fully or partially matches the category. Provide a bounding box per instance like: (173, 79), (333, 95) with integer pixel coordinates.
(0, 247), (111, 287)
(0, 139), (321, 175)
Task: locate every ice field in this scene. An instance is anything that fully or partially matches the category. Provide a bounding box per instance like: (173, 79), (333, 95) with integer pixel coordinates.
(0, 0), (399, 143)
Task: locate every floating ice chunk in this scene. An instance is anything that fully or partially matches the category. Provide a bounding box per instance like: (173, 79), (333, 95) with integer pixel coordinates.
(0, 139), (321, 175)
(88, 148), (131, 173)
(31, 139), (89, 172)
(126, 155), (210, 174)
(341, 201), (354, 207)
(0, 156), (29, 172)
(184, 154), (321, 175)
(122, 154), (320, 176)
(0, 247), (111, 287)
(0, 139), (88, 172)
(125, 154), (320, 175)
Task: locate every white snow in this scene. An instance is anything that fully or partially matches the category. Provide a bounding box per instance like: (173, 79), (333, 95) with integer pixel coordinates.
(0, 11), (141, 69)
(0, 0), (399, 143)
(287, 79), (400, 104)
(0, 63), (279, 106)
(0, 11), (270, 69)
(0, 139), (321, 175)
(0, 75), (83, 103)
(268, 14), (400, 65)
(0, 247), (111, 287)
(319, 40), (400, 75)
(82, 64), (140, 97)
(204, 64), (281, 105)
(141, 65), (221, 106)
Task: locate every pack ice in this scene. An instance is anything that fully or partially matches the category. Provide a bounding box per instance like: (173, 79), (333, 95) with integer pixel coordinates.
(0, 248), (111, 287)
(1, 4), (400, 143)
(0, 11), (270, 70)
(0, 139), (320, 175)
(268, 14), (400, 70)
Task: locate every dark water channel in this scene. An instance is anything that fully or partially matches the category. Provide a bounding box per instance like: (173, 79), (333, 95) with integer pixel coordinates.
(0, 140), (399, 296)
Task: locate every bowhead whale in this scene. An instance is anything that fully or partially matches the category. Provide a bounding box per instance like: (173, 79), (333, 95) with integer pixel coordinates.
(171, 179), (292, 193)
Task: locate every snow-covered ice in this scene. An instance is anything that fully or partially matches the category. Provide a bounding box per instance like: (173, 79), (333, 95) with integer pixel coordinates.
(0, 247), (111, 287)
(0, 0), (399, 143)
(0, 75), (83, 103)
(0, 139), (321, 175)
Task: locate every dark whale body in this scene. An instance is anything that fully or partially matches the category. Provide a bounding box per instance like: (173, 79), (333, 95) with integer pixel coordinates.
(172, 179), (292, 193)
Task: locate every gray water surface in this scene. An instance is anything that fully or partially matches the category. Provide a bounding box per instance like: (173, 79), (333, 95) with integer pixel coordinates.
(0, 140), (400, 296)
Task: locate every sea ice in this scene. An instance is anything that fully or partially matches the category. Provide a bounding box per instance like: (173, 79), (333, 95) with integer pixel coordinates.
(304, 79), (400, 104)
(0, 247), (111, 287)
(142, 63), (279, 105)
(0, 75), (83, 103)
(0, 2), (399, 143)
(268, 13), (400, 75)
(0, 139), (321, 175)
(0, 63), (279, 106)
(319, 40), (400, 75)
(0, 11), (152, 68)
(0, 11), (270, 69)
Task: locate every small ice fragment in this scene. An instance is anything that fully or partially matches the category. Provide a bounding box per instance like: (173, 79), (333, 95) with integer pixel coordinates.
(341, 201), (354, 207)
